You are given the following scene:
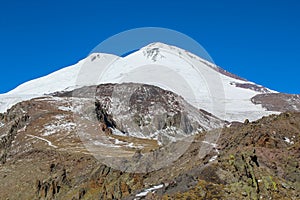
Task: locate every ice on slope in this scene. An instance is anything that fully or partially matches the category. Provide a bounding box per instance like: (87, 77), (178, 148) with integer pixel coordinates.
(0, 42), (277, 122)
(0, 54), (118, 113)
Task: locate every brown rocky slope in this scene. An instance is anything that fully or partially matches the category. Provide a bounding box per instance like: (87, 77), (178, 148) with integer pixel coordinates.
(0, 90), (299, 199)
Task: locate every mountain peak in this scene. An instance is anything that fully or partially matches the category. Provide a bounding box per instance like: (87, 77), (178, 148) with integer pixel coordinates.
(0, 42), (293, 123)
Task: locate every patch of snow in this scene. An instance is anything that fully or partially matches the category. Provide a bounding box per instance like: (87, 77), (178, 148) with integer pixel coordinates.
(27, 134), (57, 148)
(54, 114), (65, 120)
(42, 122), (76, 136)
(284, 137), (294, 145)
(93, 141), (121, 148)
(135, 191), (149, 198)
(112, 128), (126, 136)
(203, 140), (220, 162)
(126, 142), (143, 149)
(58, 106), (73, 112)
(209, 155), (218, 162)
(17, 125), (27, 133)
(42, 113), (76, 136)
(135, 184), (164, 198)
(0, 122), (4, 128)
(114, 139), (127, 145)
(202, 141), (217, 148)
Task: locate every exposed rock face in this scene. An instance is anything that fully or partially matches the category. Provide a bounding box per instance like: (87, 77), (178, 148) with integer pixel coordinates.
(0, 102), (29, 164)
(36, 164), (69, 200)
(89, 165), (144, 200)
(252, 93), (300, 112)
(231, 82), (270, 93)
(57, 83), (224, 143)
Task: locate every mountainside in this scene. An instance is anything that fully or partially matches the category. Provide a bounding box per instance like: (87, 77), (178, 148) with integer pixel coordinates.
(0, 94), (299, 199)
(0, 42), (300, 199)
(58, 83), (224, 141)
(2, 42), (298, 122)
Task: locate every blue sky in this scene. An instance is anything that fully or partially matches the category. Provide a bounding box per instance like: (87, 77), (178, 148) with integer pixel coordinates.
(0, 0), (299, 94)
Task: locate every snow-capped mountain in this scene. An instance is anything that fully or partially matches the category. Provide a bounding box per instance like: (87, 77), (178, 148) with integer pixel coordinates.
(1, 43), (300, 199)
(0, 42), (289, 122)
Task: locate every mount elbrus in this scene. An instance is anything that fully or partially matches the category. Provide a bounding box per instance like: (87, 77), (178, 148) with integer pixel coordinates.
(0, 43), (299, 200)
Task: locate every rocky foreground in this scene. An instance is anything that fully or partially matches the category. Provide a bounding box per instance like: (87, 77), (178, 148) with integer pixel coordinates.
(0, 93), (299, 199)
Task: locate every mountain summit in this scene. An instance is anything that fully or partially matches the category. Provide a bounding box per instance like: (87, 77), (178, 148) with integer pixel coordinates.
(1, 42), (297, 122)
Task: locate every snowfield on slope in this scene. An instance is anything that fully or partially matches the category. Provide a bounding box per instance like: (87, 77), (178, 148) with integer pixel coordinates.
(0, 43), (278, 122)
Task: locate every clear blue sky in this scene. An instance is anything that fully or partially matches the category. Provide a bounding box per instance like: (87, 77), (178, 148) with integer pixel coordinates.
(0, 0), (299, 94)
